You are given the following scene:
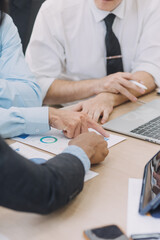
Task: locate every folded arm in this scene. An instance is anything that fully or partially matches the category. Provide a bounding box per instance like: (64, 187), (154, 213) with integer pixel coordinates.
(43, 71), (151, 105)
(73, 71), (156, 123)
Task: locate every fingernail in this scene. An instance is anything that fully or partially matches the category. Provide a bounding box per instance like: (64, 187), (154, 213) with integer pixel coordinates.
(140, 89), (145, 93)
(140, 80), (144, 84)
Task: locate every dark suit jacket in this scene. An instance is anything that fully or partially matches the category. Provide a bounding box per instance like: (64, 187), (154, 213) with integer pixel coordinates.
(0, 137), (85, 214)
(9, 0), (45, 52)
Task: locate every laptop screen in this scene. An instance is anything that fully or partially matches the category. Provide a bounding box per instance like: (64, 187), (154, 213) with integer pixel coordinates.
(139, 151), (160, 216)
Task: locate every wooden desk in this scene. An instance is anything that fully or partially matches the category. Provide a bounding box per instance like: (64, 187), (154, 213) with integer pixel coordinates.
(0, 92), (160, 240)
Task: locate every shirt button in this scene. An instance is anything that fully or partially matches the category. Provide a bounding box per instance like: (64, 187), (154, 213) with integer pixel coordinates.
(35, 129), (40, 133)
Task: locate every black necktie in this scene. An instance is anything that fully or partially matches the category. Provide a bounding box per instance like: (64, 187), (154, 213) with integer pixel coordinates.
(104, 13), (124, 75)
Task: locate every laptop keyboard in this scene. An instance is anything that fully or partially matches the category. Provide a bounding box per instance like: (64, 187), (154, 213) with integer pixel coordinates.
(131, 116), (160, 140)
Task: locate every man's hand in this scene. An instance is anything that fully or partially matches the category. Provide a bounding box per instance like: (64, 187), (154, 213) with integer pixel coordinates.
(72, 93), (114, 124)
(49, 107), (109, 138)
(96, 72), (145, 101)
(69, 132), (109, 164)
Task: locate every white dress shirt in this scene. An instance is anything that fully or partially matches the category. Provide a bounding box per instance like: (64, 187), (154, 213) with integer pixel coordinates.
(26, 0), (160, 99)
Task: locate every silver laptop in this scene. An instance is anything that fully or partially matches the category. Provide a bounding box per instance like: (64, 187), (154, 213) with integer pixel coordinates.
(103, 99), (160, 144)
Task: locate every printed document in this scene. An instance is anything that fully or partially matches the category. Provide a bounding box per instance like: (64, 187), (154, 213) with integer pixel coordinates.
(13, 128), (126, 155)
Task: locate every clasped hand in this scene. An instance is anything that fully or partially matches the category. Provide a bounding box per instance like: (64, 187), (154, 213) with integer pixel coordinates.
(97, 72), (145, 101)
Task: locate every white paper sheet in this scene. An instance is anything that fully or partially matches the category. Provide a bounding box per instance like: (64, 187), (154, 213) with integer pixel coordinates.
(13, 128), (126, 155)
(127, 178), (160, 237)
(13, 128), (70, 155)
(10, 142), (52, 160)
(10, 142), (98, 182)
(84, 170), (98, 182)
(90, 128), (126, 148)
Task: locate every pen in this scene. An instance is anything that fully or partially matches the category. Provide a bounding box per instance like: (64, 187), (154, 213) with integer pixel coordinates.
(130, 80), (148, 90)
(136, 99), (146, 105)
(129, 80), (147, 105)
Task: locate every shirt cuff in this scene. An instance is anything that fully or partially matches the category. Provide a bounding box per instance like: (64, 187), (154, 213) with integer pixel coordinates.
(20, 106), (50, 135)
(62, 145), (91, 173)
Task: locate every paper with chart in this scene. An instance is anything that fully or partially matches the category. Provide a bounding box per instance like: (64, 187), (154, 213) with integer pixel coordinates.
(10, 142), (98, 182)
(13, 128), (126, 155)
(10, 141), (53, 161)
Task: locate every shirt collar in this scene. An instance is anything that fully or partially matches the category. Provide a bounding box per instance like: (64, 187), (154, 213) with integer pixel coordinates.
(89, 0), (126, 23)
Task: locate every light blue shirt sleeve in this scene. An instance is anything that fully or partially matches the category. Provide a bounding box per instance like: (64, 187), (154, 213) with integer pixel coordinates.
(0, 14), (50, 137)
(62, 145), (91, 173)
(0, 14), (42, 108)
(0, 106), (50, 138)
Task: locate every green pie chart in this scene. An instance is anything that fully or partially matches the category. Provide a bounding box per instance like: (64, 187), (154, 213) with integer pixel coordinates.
(40, 136), (58, 144)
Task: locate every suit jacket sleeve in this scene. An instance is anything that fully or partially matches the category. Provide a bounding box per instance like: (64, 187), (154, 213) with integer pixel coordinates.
(0, 137), (85, 214)
(10, 0), (32, 9)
